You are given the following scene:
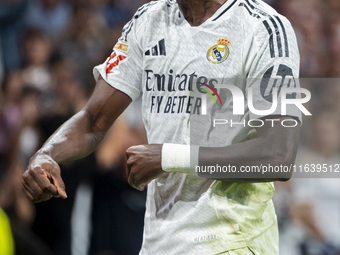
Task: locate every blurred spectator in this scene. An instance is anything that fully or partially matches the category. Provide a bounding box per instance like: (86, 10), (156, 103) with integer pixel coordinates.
(90, 101), (147, 255)
(21, 29), (52, 92)
(58, 3), (108, 87)
(276, 111), (340, 255)
(280, 0), (329, 77)
(30, 58), (89, 255)
(0, 0), (28, 71)
(24, 0), (72, 40)
(103, 0), (134, 28)
(49, 59), (88, 115)
(0, 77), (52, 254)
(0, 38), (4, 85)
(328, 18), (340, 76)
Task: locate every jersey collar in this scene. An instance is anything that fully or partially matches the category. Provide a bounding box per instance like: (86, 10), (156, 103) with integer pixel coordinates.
(176, 0), (238, 26)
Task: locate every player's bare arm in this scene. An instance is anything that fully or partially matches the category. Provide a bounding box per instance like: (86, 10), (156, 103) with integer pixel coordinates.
(198, 116), (300, 182)
(22, 77), (131, 203)
(126, 116), (299, 190)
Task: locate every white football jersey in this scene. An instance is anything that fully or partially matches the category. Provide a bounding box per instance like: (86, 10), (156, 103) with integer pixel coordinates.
(94, 0), (300, 254)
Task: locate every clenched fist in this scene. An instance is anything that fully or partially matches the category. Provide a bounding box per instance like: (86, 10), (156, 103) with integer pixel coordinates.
(126, 144), (164, 191)
(22, 152), (67, 203)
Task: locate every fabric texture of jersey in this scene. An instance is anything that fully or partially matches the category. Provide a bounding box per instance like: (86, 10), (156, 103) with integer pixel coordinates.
(94, 0), (301, 254)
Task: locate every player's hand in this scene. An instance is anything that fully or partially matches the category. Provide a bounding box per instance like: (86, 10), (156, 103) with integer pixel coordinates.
(126, 144), (164, 191)
(22, 152), (67, 203)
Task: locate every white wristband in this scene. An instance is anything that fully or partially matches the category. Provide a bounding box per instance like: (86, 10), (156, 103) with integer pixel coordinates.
(161, 144), (199, 175)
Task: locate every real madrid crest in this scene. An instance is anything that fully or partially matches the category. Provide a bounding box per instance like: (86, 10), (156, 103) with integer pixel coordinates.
(207, 37), (231, 64)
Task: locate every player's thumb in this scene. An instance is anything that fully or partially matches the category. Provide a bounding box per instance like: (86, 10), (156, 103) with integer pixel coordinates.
(53, 175), (67, 199)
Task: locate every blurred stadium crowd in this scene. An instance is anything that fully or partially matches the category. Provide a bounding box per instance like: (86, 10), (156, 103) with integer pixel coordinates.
(0, 0), (339, 254)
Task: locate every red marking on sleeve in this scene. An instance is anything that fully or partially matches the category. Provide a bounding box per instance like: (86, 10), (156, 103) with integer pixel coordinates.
(106, 53), (126, 74)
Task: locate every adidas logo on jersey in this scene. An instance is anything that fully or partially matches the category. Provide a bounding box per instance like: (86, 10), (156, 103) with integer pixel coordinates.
(145, 39), (166, 56)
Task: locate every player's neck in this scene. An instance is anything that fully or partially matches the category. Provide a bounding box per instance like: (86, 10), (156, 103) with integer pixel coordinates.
(178, 0), (228, 26)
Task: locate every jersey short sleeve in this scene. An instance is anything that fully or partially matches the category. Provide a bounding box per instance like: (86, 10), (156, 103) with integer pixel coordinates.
(93, 11), (145, 101)
(243, 14), (302, 121)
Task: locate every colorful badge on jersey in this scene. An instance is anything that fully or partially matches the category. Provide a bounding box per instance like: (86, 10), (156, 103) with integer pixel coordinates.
(207, 37), (230, 64)
(114, 43), (129, 52)
(106, 52), (126, 74)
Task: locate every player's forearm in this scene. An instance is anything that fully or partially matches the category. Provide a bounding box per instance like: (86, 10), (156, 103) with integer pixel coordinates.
(37, 110), (106, 163)
(34, 78), (132, 164)
(162, 119), (300, 182)
(198, 134), (298, 182)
